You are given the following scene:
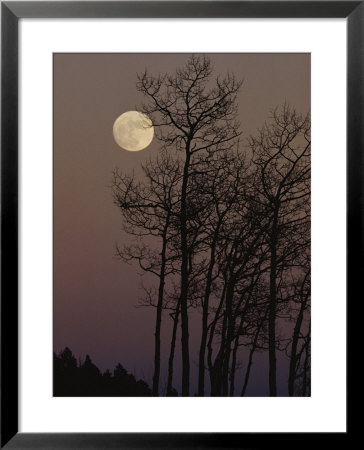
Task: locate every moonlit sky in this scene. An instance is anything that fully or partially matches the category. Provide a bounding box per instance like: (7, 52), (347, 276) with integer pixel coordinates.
(54, 53), (310, 395)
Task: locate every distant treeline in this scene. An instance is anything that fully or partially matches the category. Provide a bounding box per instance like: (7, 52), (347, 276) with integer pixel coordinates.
(54, 347), (156, 397)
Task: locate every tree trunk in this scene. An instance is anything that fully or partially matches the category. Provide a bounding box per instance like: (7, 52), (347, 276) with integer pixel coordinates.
(222, 278), (235, 396)
(167, 301), (180, 396)
(210, 308), (228, 396)
(302, 323), (310, 396)
(241, 315), (265, 396)
(288, 288), (309, 396)
(229, 304), (248, 396)
(216, 305), (229, 396)
(180, 147), (191, 396)
(152, 220), (169, 396)
(198, 239), (217, 396)
(241, 345), (256, 397)
(229, 332), (240, 397)
(207, 282), (227, 390)
(268, 208), (279, 396)
(198, 298), (209, 397)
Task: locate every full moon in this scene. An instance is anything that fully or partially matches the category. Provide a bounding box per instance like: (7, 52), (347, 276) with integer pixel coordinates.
(113, 111), (154, 152)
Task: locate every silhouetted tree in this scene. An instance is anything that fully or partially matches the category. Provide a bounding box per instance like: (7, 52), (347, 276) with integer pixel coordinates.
(137, 54), (242, 396)
(249, 104), (311, 396)
(165, 285), (181, 396)
(112, 150), (181, 396)
(54, 347), (79, 396)
(80, 355), (101, 395)
(286, 252), (311, 396)
(191, 150), (248, 396)
(53, 348), (152, 396)
(110, 55), (310, 397)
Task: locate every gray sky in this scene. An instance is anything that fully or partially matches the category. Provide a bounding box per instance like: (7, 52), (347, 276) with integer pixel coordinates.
(54, 53), (310, 395)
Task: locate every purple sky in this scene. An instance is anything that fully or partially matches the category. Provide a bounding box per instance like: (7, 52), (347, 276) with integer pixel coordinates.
(54, 53), (310, 395)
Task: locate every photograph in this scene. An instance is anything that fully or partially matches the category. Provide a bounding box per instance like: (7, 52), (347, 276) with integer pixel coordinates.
(53, 52), (311, 398)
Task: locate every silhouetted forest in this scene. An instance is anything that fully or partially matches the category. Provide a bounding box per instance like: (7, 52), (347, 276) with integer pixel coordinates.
(54, 347), (154, 396)
(110, 55), (311, 397)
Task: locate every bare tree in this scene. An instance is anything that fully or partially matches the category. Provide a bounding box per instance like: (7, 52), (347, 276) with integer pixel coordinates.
(112, 55), (310, 397)
(184, 150), (249, 396)
(286, 252), (311, 396)
(137, 55), (242, 395)
(112, 150), (181, 396)
(249, 104), (311, 396)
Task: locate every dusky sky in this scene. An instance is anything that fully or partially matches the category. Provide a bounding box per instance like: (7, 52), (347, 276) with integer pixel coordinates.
(54, 53), (310, 395)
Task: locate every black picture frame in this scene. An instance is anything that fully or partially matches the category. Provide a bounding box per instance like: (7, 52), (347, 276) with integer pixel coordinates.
(1, 1), (358, 448)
